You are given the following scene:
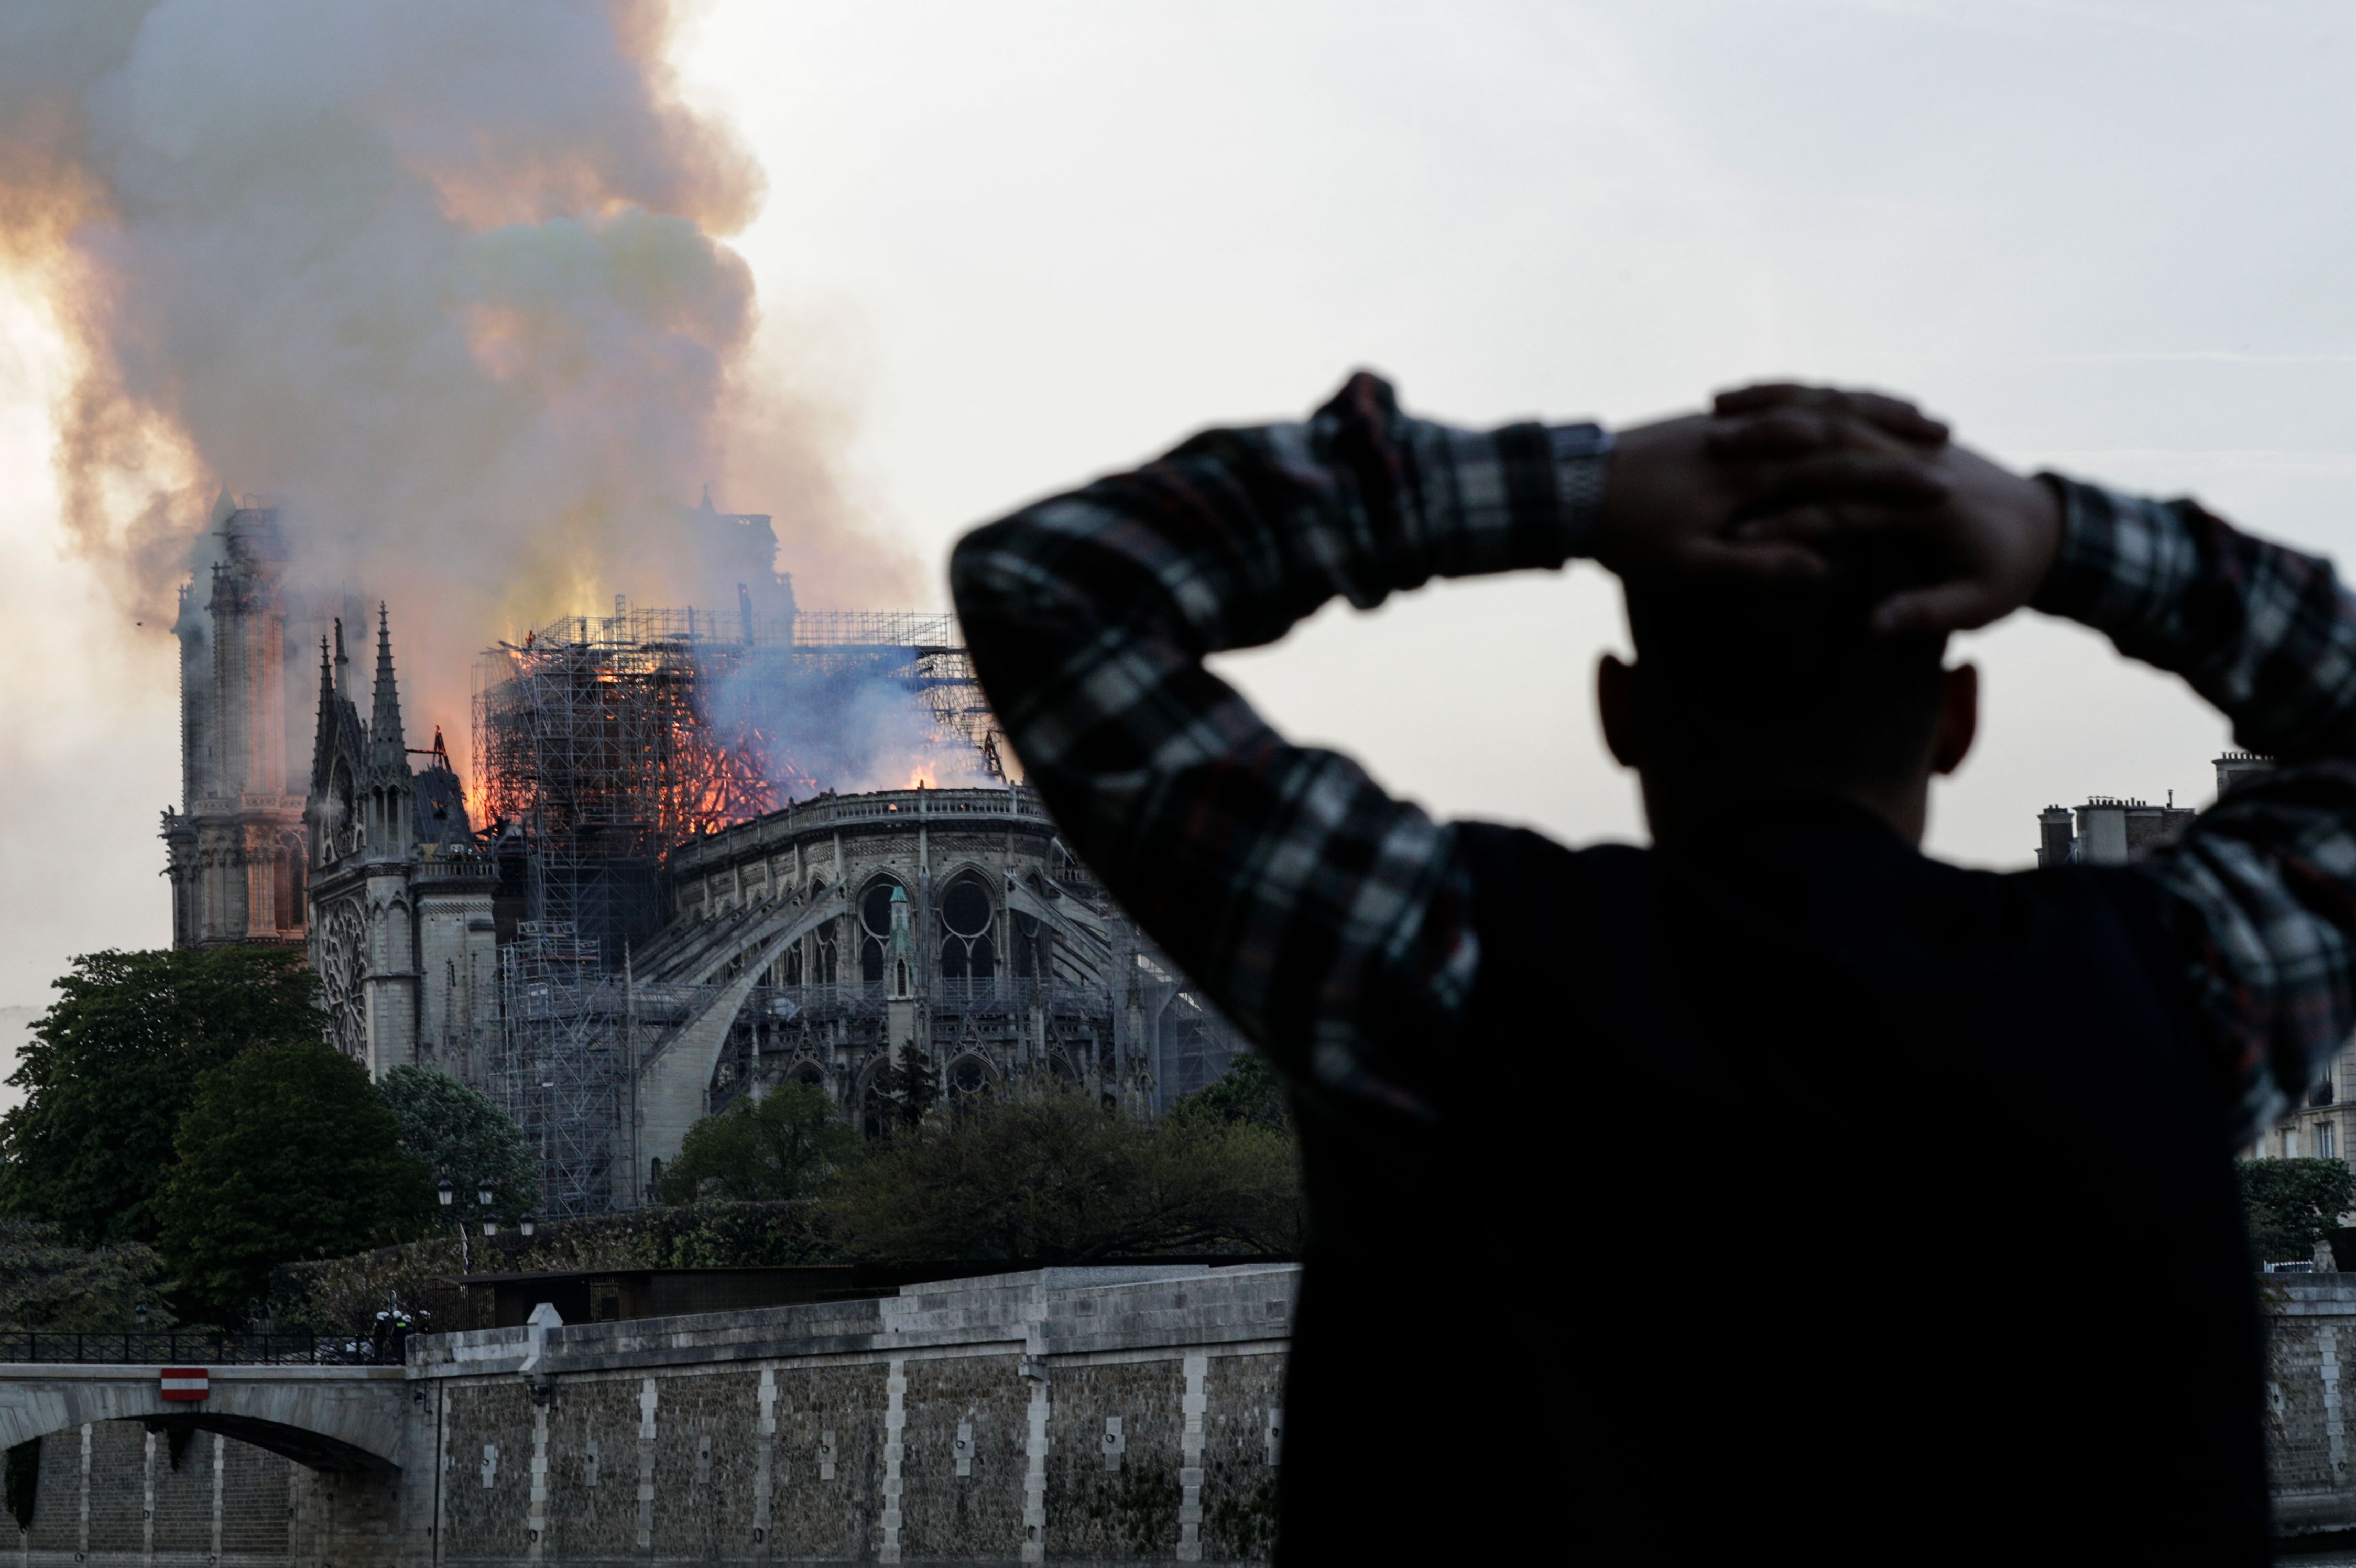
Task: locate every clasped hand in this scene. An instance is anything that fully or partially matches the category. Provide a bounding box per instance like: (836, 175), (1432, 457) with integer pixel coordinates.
(1594, 383), (2063, 635)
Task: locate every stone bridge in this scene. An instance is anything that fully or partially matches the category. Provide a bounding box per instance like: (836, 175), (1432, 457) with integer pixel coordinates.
(0, 1362), (412, 1472)
(0, 1362), (429, 1564)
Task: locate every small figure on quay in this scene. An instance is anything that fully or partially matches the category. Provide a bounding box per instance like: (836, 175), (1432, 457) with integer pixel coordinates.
(952, 373), (2353, 1562)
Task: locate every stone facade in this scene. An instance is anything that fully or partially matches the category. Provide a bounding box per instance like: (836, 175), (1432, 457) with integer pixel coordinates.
(627, 788), (1245, 1189)
(164, 505), (499, 1086)
(162, 500), (310, 950)
(303, 609), (499, 1081)
(168, 542), (1239, 1202)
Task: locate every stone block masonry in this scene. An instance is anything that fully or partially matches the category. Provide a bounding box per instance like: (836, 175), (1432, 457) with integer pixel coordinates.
(45, 1264), (2356, 1557)
(0, 1265), (1293, 1564)
(15, 1422), (301, 1564)
(2272, 1276), (2356, 1534)
(415, 1261), (1296, 1565)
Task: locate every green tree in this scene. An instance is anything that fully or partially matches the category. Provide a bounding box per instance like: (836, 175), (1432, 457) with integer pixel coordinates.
(2241, 1157), (2356, 1263)
(830, 1082), (1301, 1264)
(886, 1043), (937, 1129)
(1173, 1052), (1290, 1131)
(376, 1066), (541, 1220)
(0, 946), (320, 1245)
(157, 1038), (433, 1320)
(658, 1082), (857, 1204)
(0, 1219), (177, 1332)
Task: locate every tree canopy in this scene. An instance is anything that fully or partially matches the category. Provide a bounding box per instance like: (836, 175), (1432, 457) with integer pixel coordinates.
(0, 946), (321, 1246)
(659, 1081), (857, 1204)
(377, 1066), (540, 1220)
(1173, 1052), (1290, 1131)
(158, 1038), (433, 1320)
(0, 1219), (177, 1333)
(828, 1084), (1300, 1265)
(2241, 1156), (2356, 1263)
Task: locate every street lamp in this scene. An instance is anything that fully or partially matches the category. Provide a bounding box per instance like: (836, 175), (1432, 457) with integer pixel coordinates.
(479, 1180), (497, 1239)
(440, 1174), (472, 1272)
(519, 1215), (537, 1239)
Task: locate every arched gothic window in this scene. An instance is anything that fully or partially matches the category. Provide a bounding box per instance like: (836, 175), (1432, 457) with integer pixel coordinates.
(859, 878), (902, 987)
(938, 877), (996, 982)
(948, 1054), (991, 1109)
(276, 831), (307, 933)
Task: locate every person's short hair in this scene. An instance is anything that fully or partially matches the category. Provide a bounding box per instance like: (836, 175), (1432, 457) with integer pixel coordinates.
(1622, 546), (1949, 791)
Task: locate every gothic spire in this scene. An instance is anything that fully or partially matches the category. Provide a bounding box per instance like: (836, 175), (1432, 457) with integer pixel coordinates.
(371, 602), (406, 767)
(333, 617), (348, 695)
(308, 634), (337, 794)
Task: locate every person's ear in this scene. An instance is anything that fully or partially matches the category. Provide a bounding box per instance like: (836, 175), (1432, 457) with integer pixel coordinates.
(1930, 662), (1978, 776)
(1598, 654), (1641, 768)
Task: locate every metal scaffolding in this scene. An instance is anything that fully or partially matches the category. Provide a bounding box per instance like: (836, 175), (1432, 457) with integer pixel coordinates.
(473, 601), (1005, 961)
(475, 605), (775, 963)
(493, 922), (626, 1219)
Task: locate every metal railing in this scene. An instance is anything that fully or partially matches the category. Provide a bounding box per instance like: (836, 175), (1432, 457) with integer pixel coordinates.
(0, 1330), (384, 1366)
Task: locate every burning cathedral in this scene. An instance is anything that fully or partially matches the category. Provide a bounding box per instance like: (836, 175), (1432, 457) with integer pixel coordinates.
(164, 494), (1242, 1217)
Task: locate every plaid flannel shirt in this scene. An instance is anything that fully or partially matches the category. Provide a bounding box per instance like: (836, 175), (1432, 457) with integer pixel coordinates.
(950, 373), (2356, 1148)
(2037, 477), (2356, 1144)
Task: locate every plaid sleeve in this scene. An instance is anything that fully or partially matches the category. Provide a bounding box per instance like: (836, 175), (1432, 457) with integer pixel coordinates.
(2037, 475), (2356, 1145)
(948, 372), (1608, 1116)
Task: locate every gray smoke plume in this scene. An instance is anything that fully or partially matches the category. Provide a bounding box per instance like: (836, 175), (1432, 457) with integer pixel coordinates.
(0, 0), (915, 747)
(706, 654), (1002, 798)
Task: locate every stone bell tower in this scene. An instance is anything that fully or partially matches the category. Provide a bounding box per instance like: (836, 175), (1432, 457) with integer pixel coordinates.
(162, 496), (311, 948)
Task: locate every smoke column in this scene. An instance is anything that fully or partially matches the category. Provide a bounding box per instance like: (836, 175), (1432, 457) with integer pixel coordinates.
(0, 0), (912, 745)
(707, 655), (1001, 798)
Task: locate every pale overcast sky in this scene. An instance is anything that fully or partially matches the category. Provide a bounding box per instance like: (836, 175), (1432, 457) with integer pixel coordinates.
(5, 0), (2352, 1022)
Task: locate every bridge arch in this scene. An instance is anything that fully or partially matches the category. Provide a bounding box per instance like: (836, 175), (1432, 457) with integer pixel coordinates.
(0, 1367), (408, 1473)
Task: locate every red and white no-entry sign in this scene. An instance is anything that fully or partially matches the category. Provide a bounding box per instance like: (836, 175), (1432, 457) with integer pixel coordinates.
(159, 1368), (208, 1402)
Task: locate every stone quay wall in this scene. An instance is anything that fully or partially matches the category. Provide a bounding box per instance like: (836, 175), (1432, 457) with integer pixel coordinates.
(0, 1263), (1294, 1566)
(2267, 1275), (2356, 1534)
(417, 1261), (1293, 1566)
(34, 1266), (2356, 1558)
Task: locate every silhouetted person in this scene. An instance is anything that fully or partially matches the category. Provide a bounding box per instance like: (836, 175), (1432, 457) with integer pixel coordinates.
(953, 375), (2348, 1562)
